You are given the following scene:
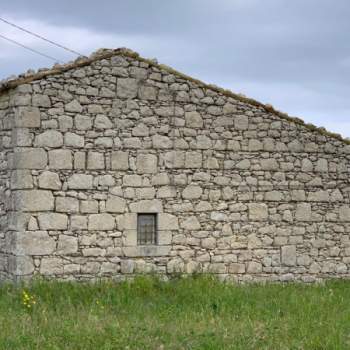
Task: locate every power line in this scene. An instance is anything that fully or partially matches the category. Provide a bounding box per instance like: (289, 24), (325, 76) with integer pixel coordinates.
(0, 33), (62, 62)
(0, 16), (85, 57)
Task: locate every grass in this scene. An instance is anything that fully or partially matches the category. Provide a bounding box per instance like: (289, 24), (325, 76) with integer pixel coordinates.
(0, 275), (350, 349)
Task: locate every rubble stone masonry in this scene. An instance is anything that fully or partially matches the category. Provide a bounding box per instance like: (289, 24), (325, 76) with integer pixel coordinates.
(0, 49), (350, 282)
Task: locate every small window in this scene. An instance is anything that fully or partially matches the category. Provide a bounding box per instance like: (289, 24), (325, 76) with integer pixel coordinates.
(137, 214), (157, 245)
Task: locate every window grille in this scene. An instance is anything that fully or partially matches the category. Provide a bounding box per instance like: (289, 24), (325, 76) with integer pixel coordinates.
(137, 213), (157, 245)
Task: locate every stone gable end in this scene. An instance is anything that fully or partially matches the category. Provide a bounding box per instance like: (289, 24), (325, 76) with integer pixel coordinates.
(0, 49), (350, 282)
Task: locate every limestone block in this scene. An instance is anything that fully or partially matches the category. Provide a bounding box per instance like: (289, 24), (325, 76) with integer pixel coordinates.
(180, 216), (201, 230)
(49, 150), (72, 169)
(75, 114), (92, 130)
(130, 199), (163, 213)
(213, 116), (233, 127)
(64, 132), (84, 147)
(106, 196), (126, 213)
(157, 186), (177, 198)
(12, 128), (32, 147)
(67, 174), (93, 189)
(246, 261), (262, 273)
(96, 175), (115, 187)
(248, 203), (268, 221)
(71, 215), (88, 230)
(57, 235), (78, 254)
(202, 237), (216, 249)
(138, 85), (157, 100)
(315, 158), (328, 172)
(281, 245), (297, 266)
(117, 78), (138, 98)
(56, 197), (79, 213)
(120, 260), (134, 274)
(185, 152), (202, 168)
(307, 190), (329, 202)
(18, 231), (56, 255)
(167, 258), (185, 273)
(35, 130), (63, 148)
(123, 246), (171, 257)
(235, 159), (250, 169)
(32, 94), (51, 107)
(88, 213), (115, 230)
(14, 106), (41, 128)
(182, 185), (202, 199)
(87, 151), (105, 169)
(234, 115), (248, 130)
(40, 258), (63, 275)
(339, 206), (350, 222)
(58, 115), (73, 131)
(152, 135), (172, 149)
(38, 213), (68, 230)
(158, 213), (179, 230)
(80, 200), (98, 213)
(12, 148), (47, 169)
(295, 203), (312, 221)
(11, 170), (33, 189)
(111, 151), (129, 170)
(65, 100), (83, 113)
(13, 190), (54, 212)
(74, 152), (86, 169)
(301, 159), (313, 172)
(164, 151), (185, 168)
(265, 191), (284, 201)
(152, 173), (170, 186)
(136, 153), (157, 174)
(123, 174), (142, 187)
(158, 231), (172, 245)
(229, 263), (246, 274)
(185, 111), (203, 128)
(38, 171), (61, 190)
(291, 190), (305, 201)
(248, 139), (263, 151)
(94, 115), (113, 129)
(196, 135), (212, 149)
(261, 158), (279, 171)
(15, 256), (35, 276)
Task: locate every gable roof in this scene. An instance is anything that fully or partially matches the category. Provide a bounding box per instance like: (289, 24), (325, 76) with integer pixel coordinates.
(1, 47), (349, 145)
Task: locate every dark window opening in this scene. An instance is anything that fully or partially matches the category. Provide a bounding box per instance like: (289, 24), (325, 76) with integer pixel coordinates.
(137, 213), (157, 245)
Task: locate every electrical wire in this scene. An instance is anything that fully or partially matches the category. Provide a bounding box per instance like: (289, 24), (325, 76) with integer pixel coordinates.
(0, 33), (62, 62)
(0, 16), (85, 57)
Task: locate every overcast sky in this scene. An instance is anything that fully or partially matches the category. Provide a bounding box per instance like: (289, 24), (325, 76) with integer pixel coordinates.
(1, 0), (349, 137)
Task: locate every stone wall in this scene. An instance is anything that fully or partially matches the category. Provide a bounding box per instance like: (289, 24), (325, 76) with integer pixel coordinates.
(1, 51), (350, 282)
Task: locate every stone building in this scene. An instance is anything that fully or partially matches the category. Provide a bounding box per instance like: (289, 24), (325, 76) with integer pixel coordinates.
(0, 48), (349, 282)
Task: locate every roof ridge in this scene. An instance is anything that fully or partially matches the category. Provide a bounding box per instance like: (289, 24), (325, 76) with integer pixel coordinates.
(1, 47), (349, 145)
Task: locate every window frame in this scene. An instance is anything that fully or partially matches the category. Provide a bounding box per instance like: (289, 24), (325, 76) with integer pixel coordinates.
(137, 213), (158, 246)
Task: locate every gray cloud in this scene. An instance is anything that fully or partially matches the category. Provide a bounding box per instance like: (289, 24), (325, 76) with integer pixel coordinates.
(1, 0), (350, 136)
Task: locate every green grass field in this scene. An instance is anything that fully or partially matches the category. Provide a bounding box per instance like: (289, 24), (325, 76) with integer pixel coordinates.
(0, 276), (349, 349)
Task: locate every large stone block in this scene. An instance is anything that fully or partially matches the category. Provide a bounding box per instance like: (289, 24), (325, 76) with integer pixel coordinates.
(339, 206), (350, 222)
(136, 153), (157, 174)
(38, 213), (68, 230)
(129, 200), (163, 213)
(248, 203), (268, 221)
(12, 148), (47, 169)
(65, 100), (83, 113)
(182, 185), (202, 199)
(185, 111), (203, 128)
(158, 213), (179, 230)
(106, 196), (126, 213)
(38, 171), (61, 190)
(40, 258), (63, 275)
(14, 106), (41, 128)
(67, 174), (93, 189)
(87, 152), (105, 170)
(35, 130), (63, 148)
(111, 151), (129, 170)
(56, 197), (79, 213)
(57, 235), (78, 254)
(88, 214), (115, 230)
(13, 190), (54, 212)
(295, 203), (312, 222)
(11, 170), (33, 189)
(18, 231), (56, 255)
(48, 150), (73, 169)
(281, 245), (296, 266)
(117, 78), (138, 98)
